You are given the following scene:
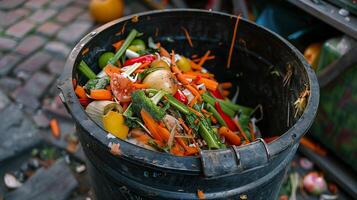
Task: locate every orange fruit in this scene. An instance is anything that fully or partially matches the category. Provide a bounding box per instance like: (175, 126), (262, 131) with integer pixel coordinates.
(89, 0), (124, 23)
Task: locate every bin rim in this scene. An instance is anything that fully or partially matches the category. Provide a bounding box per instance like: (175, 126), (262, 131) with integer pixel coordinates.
(58, 8), (319, 176)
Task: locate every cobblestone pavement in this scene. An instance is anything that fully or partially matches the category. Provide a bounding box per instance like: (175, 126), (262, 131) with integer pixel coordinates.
(0, 0), (152, 198)
(0, 0), (96, 199)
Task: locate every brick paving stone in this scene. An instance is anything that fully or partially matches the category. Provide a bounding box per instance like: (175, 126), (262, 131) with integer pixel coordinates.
(0, 8), (30, 28)
(12, 87), (41, 111)
(0, 89), (10, 111)
(37, 21), (61, 36)
(0, 53), (21, 75)
(76, 12), (93, 22)
(0, 0), (26, 10)
(0, 37), (17, 51)
(0, 77), (22, 94)
(5, 19), (36, 38)
(21, 71), (55, 99)
(14, 51), (51, 74)
(15, 35), (46, 55)
(47, 58), (65, 75)
(44, 41), (70, 57)
(57, 22), (92, 44)
(48, 0), (74, 8)
(32, 110), (50, 128)
(55, 6), (83, 24)
(25, 0), (50, 9)
(43, 96), (71, 119)
(75, 0), (90, 7)
(29, 8), (57, 23)
(5, 159), (78, 200)
(0, 103), (41, 162)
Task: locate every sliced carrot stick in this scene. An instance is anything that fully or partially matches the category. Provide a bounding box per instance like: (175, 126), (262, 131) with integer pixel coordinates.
(75, 85), (87, 99)
(90, 89), (112, 100)
(182, 74), (218, 91)
(189, 60), (203, 70)
(220, 82), (233, 89)
(170, 143), (185, 156)
(104, 65), (121, 76)
(140, 109), (163, 142)
(218, 126), (241, 146)
(300, 137), (327, 156)
(50, 119), (61, 139)
(133, 83), (149, 89)
(189, 95), (199, 107)
(178, 118), (190, 133)
(160, 46), (170, 57)
(172, 66), (190, 85)
(185, 71), (212, 78)
(157, 125), (171, 143)
(188, 107), (202, 118)
(249, 122), (255, 141)
(171, 50), (176, 66)
(198, 50), (211, 66)
(222, 90), (230, 97)
(184, 85), (202, 101)
(210, 116), (218, 124)
(197, 190), (205, 199)
(81, 48), (89, 56)
(227, 14), (241, 69)
(112, 40), (124, 52)
(192, 55), (215, 63)
(234, 119), (250, 143)
(181, 26), (193, 47)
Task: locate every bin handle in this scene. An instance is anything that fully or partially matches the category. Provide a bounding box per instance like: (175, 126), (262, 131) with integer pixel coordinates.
(200, 138), (270, 177)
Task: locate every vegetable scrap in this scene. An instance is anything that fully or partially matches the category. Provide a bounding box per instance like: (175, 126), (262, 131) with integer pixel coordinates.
(74, 28), (269, 156)
(50, 119), (61, 139)
(197, 189), (205, 199)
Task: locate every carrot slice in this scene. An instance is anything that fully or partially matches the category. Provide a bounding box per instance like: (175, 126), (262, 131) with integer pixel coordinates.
(90, 89), (112, 100)
(75, 85), (87, 99)
(218, 126), (241, 145)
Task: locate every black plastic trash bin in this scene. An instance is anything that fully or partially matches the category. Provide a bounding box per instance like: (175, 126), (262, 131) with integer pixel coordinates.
(58, 9), (319, 200)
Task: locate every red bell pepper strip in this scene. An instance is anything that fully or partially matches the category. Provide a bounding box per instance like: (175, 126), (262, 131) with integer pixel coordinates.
(173, 89), (188, 105)
(215, 102), (238, 131)
(123, 55), (156, 66)
(79, 98), (92, 108)
(210, 89), (224, 99)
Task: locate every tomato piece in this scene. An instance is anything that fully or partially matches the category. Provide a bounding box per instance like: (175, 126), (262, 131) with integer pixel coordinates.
(110, 73), (135, 102)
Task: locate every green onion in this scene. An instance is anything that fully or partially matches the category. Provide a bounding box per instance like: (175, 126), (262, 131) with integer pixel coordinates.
(108, 29), (139, 65)
(206, 104), (227, 127)
(165, 94), (190, 115)
(201, 93), (235, 117)
(78, 60), (96, 80)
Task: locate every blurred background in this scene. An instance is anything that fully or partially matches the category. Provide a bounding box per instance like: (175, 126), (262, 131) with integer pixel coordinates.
(0, 0), (355, 199)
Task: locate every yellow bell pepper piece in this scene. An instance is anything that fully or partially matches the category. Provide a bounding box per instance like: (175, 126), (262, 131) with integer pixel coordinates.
(102, 111), (129, 139)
